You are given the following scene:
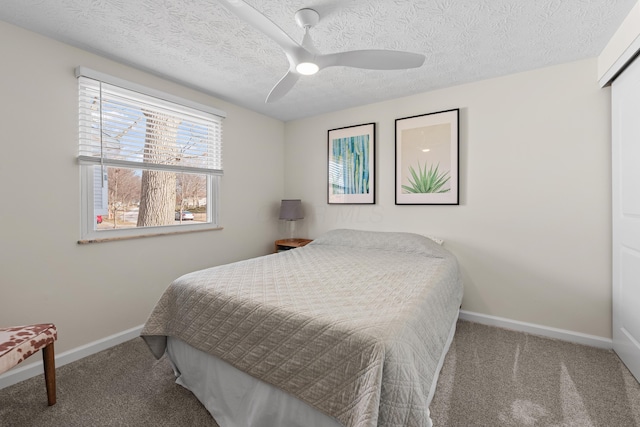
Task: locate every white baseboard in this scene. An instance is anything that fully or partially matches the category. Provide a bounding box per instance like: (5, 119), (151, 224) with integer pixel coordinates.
(459, 310), (613, 349)
(0, 324), (144, 390)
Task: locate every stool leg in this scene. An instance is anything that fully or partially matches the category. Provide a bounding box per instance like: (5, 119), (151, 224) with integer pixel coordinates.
(42, 343), (56, 406)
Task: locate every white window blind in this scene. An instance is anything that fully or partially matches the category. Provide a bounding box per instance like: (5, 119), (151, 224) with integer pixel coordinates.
(77, 69), (224, 175)
(76, 67), (224, 241)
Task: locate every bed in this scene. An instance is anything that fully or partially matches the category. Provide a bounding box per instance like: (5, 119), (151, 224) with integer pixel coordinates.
(141, 229), (463, 427)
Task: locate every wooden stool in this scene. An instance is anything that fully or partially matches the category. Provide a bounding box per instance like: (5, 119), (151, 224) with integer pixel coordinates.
(0, 324), (58, 405)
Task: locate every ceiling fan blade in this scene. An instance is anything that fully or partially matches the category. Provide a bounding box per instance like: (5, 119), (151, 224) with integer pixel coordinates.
(217, 0), (300, 53)
(266, 70), (300, 103)
(317, 50), (425, 71)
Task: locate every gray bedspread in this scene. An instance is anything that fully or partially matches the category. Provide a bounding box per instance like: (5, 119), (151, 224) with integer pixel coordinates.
(141, 229), (463, 427)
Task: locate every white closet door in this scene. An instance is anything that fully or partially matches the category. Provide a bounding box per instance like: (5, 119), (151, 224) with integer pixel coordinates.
(612, 55), (640, 382)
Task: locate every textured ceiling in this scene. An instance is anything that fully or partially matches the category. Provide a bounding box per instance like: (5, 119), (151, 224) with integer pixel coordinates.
(0, 0), (635, 121)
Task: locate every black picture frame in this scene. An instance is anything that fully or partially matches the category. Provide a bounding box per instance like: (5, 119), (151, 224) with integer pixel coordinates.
(395, 109), (459, 205)
(327, 123), (376, 204)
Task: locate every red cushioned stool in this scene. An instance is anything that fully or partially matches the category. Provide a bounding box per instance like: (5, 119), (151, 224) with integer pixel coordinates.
(0, 324), (58, 405)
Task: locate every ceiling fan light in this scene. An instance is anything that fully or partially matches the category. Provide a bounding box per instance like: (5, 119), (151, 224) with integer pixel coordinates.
(296, 62), (319, 75)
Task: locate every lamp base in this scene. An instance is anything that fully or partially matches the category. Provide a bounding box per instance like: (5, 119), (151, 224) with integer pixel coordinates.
(285, 220), (297, 239)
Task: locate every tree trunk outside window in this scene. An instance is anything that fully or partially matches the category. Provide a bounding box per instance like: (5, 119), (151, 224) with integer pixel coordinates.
(137, 111), (179, 227)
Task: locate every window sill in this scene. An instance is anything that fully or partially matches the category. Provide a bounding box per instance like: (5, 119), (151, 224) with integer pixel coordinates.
(77, 226), (223, 244)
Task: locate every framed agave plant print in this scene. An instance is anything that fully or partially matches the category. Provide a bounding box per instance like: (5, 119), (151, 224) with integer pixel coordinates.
(328, 123), (375, 204)
(395, 109), (459, 205)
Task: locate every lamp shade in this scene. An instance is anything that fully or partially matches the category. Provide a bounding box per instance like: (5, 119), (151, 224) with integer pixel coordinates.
(279, 199), (304, 220)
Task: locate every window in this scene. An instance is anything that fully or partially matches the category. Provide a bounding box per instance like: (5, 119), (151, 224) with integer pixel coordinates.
(77, 67), (225, 242)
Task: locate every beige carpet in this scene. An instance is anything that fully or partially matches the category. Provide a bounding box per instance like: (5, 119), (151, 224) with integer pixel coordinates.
(1, 320), (639, 426)
(430, 321), (640, 426)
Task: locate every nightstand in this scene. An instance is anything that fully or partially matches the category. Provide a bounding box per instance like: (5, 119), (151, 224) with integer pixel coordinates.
(274, 238), (313, 253)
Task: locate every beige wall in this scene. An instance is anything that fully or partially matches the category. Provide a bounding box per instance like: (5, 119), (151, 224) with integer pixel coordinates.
(0, 21), (285, 354)
(284, 59), (612, 338)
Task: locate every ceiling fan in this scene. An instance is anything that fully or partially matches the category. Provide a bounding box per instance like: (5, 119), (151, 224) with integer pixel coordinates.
(217, 0), (426, 103)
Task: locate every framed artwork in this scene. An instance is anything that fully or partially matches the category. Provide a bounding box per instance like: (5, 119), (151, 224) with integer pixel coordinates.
(328, 123), (376, 204)
(395, 109), (459, 205)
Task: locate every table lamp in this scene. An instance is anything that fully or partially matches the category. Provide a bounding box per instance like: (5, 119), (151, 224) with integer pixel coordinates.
(279, 199), (304, 239)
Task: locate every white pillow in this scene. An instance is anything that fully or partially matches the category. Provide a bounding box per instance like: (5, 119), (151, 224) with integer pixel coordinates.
(309, 229), (450, 258)
(423, 235), (444, 245)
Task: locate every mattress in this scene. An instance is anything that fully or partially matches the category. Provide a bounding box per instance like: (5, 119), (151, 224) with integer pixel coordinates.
(142, 229), (463, 427)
